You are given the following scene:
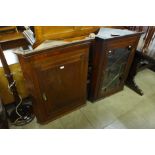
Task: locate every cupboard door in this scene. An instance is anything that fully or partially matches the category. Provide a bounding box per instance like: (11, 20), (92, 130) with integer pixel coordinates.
(98, 46), (132, 97)
(34, 53), (88, 118)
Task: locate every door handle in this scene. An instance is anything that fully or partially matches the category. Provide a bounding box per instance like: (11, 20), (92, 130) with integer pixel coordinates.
(107, 50), (112, 56)
(128, 45), (132, 50)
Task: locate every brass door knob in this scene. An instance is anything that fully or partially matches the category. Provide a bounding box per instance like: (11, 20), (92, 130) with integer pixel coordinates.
(60, 66), (64, 69)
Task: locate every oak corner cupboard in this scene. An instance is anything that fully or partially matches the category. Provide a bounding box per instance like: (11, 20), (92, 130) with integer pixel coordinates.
(88, 28), (143, 102)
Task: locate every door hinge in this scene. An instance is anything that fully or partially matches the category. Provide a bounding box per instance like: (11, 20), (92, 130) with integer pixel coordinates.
(42, 93), (47, 101)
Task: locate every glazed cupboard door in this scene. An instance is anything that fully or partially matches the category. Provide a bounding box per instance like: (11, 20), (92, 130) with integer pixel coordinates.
(98, 46), (132, 98)
(34, 52), (88, 121)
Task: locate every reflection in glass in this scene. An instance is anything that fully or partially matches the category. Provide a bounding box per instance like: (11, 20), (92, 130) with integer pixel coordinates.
(100, 47), (131, 94)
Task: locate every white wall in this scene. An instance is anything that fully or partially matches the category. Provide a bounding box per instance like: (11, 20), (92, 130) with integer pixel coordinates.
(0, 49), (19, 67)
(137, 30), (155, 57)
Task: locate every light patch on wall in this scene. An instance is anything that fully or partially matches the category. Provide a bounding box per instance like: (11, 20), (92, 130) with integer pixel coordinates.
(0, 49), (19, 67)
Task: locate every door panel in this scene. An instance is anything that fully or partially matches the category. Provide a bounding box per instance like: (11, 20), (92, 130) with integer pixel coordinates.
(34, 53), (88, 117)
(98, 46), (131, 97)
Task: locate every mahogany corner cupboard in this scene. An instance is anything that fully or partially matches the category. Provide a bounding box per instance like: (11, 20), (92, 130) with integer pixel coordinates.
(17, 40), (91, 124)
(88, 28), (143, 102)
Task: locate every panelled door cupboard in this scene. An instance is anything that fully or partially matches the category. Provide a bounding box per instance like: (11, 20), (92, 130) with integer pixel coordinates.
(17, 40), (91, 124)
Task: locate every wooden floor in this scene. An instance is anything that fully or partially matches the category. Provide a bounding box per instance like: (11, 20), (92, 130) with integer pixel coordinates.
(10, 69), (155, 129)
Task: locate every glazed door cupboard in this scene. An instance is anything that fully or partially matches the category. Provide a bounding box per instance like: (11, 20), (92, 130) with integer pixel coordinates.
(88, 28), (143, 101)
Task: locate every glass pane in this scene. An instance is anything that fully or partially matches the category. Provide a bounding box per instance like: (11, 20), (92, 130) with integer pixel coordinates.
(100, 47), (131, 94)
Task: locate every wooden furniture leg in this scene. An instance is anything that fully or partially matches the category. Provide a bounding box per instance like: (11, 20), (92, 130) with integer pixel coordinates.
(0, 45), (20, 103)
(126, 50), (155, 96)
(126, 51), (144, 96)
